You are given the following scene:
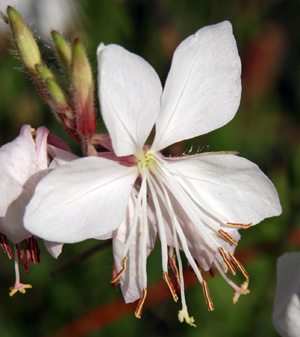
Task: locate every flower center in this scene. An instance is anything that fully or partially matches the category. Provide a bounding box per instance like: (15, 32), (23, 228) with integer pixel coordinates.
(137, 150), (157, 174)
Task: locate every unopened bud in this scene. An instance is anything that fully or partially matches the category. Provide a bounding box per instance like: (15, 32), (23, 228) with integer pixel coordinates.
(36, 64), (74, 121)
(71, 37), (96, 138)
(51, 30), (72, 80)
(7, 6), (42, 75)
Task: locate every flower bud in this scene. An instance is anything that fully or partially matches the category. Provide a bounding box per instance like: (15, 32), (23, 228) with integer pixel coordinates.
(71, 37), (96, 138)
(51, 30), (72, 80)
(7, 6), (42, 76)
(36, 64), (74, 124)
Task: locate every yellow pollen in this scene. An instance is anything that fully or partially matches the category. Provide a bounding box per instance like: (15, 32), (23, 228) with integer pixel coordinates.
(137, 150), (157, 174)
(30, 128), (36, 139)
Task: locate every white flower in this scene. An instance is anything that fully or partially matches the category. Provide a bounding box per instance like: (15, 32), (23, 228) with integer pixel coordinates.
(24, 21), (281, 324)
(0, 125), (76, 295)
(273, 252), (300, 337)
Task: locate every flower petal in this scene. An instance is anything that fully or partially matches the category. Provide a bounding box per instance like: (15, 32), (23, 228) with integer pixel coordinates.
(273, 252), (300, 337)
(0, 125), (39, 218)
(167, 154), (281, 225)
(24, 157), (138, 243)
(152, 21), (241, 151)
(97, 43), (162, 156)
(44, 240), (64, 259)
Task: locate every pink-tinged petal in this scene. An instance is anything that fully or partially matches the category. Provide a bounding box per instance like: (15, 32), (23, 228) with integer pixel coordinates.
(24, 157), (138, 243)
(152, 21), (241, 151)
(273, 252), (300, 337)
(35, 126), (50, 170)
(0, 170), (48, 243)
(44, 240), (64, 258)
(167, 154), (281, 225)
(48, 145), (78, 168)
(0, 126), (39, 217)
(97, 43), (162, 156)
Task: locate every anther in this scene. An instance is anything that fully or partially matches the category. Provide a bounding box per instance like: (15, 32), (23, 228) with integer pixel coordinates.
(163, 272), (178, 302)
(218, 229), (238, 246)
(110, 256), (128, 284)
(226, 222), (252, 229)
(228, 252), (249, 279)
(0, 233), (13, 259)
(135, 287), (147, 318)
(169, 253), (181, 290)
(218, 247), (236, 275)
(202, 280), (214, 311)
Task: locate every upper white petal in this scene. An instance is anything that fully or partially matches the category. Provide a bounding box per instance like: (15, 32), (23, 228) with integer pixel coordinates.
(152, 21), (241, 151)
(24, 157), (138, 243)
(273, 252), (300, 337)
(97, 43), (162, 156)
(167, 154), (282, 225)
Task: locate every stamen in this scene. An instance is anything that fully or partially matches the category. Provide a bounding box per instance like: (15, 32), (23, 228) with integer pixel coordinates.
(111, 263), (119, 288)
(226, 222), (252, 229)
(228, 252), (249, 279)
(0, 233), (13, 259)
(209, 268), (215, 278)
(202, 280), (214, 311)
(135, 287), (147, 318)
(169, 253), (181, 289)
(110, 256), (128, 284)
(218, 247), (236, 275)
(15, 243), (30, 273)
(218, 229), (238, 246)
(163, 271), (178, 302)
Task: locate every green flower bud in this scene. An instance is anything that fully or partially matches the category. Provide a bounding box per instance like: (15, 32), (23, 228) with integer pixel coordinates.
(7, 6), (42, 75)
(51, 30), (72, 80)
(36, 64), (74, 121)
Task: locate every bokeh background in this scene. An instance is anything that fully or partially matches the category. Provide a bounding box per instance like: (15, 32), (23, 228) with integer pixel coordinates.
(0, 0), (299, 336)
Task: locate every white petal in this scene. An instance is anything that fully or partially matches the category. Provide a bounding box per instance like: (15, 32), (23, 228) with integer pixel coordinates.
(97, 43), (162, 156)
(0, 126), (39, 218)
(152, 21), (241, 151)
(167, 154), (281, 225)
(24, 157), (138, 243)
(44, 240), (64, 258)
(273, 253), (300, 337)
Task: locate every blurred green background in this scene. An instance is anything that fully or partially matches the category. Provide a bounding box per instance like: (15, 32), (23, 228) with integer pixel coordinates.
(0, 0), (299, 336)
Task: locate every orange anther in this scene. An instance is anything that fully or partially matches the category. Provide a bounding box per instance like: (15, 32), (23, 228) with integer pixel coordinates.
(226, 222), (252, 229)
(169, 253), (181, 289)
(228, 252), (249, 279)
(218, 229), (238, 246)
(163, 272), (178, 302)
(110, 256), (128, 284)
(218, 247), (236, 275)
(135, 287), (147, 318)
(202, 280), (214, 311)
